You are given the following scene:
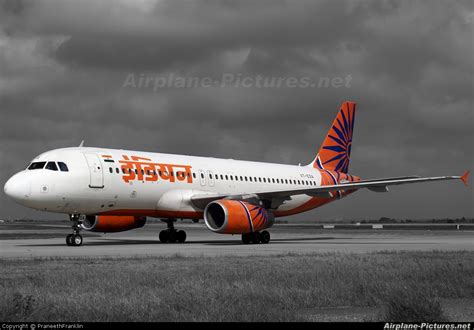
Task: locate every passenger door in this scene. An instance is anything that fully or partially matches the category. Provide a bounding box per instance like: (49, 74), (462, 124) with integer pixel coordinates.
(83, 153), (104, 188)
(207, 170), (215, 187)
(198, 169), (206, 186)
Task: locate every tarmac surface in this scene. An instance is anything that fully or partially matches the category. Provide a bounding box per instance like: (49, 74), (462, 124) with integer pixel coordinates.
(1, 222), (473, 258)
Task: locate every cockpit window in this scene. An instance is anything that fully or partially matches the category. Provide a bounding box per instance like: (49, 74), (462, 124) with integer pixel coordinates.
(28, 162), (46, 170)
(58, 162), (69, 172)
(45, 162), (58, 171)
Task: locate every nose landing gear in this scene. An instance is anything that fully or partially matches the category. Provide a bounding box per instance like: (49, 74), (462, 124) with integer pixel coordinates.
(159, 218), (187, 243)
(66, 214), (83, 246)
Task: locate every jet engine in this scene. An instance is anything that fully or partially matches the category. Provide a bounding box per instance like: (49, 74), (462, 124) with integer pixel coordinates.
(81, 215), (146, 233)
(204, 199), (274, 234)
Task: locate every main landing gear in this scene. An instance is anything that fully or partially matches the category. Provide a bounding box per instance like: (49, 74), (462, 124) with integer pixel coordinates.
(66, 214), (83, 247)
(159, 218), (186, 243)
(241, 230), (270, 244)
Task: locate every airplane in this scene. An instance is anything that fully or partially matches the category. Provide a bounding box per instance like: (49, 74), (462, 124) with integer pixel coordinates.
(3, 101), (470, 246)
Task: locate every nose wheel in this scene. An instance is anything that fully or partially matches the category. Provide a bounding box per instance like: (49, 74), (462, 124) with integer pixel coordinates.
(66, 214), (84, 246)
(159, 218), (187, 243)
(242, 230), (270, 244)
(66, 234), (83, 246)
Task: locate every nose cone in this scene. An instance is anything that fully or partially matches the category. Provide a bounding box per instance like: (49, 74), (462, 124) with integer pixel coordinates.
(4, 173), (31, 203)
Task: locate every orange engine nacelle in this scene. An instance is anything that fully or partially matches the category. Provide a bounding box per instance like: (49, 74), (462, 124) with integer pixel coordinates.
(81, 215), (146, 233)
(204, 200), (274, 234)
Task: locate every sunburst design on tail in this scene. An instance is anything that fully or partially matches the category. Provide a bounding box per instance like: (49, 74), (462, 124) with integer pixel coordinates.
(311, 101), (356, 174)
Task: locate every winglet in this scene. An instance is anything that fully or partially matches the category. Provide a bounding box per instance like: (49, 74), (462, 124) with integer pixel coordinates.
(461, 170), (470, 186)
(78, 140), (84, 148)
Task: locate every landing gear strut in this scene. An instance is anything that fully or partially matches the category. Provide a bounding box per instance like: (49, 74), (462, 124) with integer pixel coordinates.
(159, 219), (186, 243)
(66, 214), (83, 246)
(242, 230), (270, 244)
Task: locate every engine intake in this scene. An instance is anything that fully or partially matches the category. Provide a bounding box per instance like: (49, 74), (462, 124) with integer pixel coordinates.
(204, 199), (274, 234)
(81, 215), (146, 233)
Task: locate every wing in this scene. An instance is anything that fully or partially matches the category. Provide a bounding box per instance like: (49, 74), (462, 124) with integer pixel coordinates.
(191, 171), (470, 209)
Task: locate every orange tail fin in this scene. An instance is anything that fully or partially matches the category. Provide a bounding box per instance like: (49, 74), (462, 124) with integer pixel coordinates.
(309, 101), (356, 173)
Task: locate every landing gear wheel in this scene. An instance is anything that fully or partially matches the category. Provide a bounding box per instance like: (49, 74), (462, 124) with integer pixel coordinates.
(66, 234), (74, 246)
(67, 214), (84, 246)
(160, 218), (187, 243)
(176, 230), (186, 243)
(159, 230), (168, 243)
(242, 233), (251, 244)
(72, 234), (83, 246)
(167, 230), (177, 243)
(251, 232), (261, 244)
(260, 231), (270, 244)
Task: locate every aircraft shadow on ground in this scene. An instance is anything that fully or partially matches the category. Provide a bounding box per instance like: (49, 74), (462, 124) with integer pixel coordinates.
(19, 236), (339, 247)
(16, 236), (428, 247)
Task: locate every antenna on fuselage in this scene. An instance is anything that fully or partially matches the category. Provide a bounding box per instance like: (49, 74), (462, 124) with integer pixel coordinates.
(78, 140), (84, 147)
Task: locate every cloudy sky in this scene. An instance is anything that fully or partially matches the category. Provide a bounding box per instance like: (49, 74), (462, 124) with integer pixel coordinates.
(0, 0), (472, 221)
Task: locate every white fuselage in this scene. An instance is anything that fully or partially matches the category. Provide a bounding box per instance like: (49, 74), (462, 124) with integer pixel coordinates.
(4, 147), (328, 218)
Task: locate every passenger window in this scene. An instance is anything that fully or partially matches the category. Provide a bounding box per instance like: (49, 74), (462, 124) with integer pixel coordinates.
(28, 162), (47, 170)
(57, 162), (69, 172)
(230, 175), (233, 180)
(240, 176), (243, 181)
(225, 175), (228, 180)
(201, 173), (204, 179)
(109, 167), (113, 173)
(116, 168), (119, 174)
(245, 177), (248, 181)
(45, 162), (58, 171)
(192, 172), (196, 179)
